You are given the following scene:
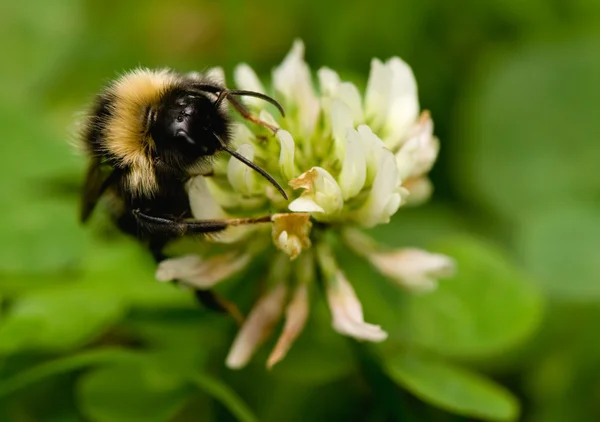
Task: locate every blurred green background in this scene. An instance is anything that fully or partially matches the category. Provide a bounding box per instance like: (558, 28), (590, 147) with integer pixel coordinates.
(1, 0), (600, 421)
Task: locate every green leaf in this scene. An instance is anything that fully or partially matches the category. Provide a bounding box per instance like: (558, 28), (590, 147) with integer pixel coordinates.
(0, 285), (125, 354)
(191, 374), (260, 422)
(457, 36), (600, 220)
(385, 352), (519, 421)
(257, 377), (364, 422)
(0, 103), (84, 276)
(0, 0), (83, 100)
(0, 273), (72, 296)
(367, 204), (470, 249)
(80, 235), (191, 309)
(404, 236), (543, 359)
(128, 313), (231, 375)
(517, 206), (600, 301)
(0, 348), (138, 398)
(0, 200), (86, 273)
(77, 360), (190, 422)
(0, 103), (82, 200)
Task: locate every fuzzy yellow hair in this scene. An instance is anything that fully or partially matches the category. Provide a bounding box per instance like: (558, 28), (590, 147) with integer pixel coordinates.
(104, 68), (179, 196)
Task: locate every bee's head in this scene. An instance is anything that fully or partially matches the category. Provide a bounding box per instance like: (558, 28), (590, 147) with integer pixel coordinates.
(146, 81), (287, 199)
(150, 88), (229, 170)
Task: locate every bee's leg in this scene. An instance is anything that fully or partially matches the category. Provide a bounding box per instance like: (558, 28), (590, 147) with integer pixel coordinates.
(134, 210), (271, 237)
(194, 291), (245, 325)
(148, 238), (170, 262)
(226, 95), (280, 134)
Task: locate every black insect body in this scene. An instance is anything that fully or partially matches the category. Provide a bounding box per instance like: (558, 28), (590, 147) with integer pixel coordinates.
(79, 69), (286, 313)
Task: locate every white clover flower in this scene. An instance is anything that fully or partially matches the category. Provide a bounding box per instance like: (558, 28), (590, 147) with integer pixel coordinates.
(342, 229), (456, 293)
(267, 282), (309, 369)
(288, 167), (344, 217)
(369, 248), (456, 292)
(317, 242), (388, 342)
(271, 213), (312, 260)
(159, 40), (454, 369)
(327, 272), (388, 341)
(156, 253), (252, 289)
(226, 283), (287, 369)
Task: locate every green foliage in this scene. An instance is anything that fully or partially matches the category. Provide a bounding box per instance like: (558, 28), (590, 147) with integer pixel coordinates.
(77, 361), (191, 422)
(1, 0), (598, 420)
(405, 236), (543, 359)
(336, 234), (541, 422)
(0, 349), (137, 398)
(191, 374), (260, 422)
(457, 36), (600, 221)
(385, 353), (519, 421)
(517, 206), (600, 301)
(0, 285), (125, 353)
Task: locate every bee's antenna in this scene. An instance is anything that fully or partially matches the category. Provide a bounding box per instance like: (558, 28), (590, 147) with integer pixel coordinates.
(213, 89), (285, 117)
(213, 90), (229, 109)
(226, 90), (285, 117)
(214, 133), (288, 200)
(191, 83), (285, 117)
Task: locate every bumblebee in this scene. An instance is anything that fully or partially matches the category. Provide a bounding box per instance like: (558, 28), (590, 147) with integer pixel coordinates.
(79, 68), (286, 311)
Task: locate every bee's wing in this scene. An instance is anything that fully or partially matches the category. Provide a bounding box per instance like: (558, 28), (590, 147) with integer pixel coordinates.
(80, 159), (117, 223)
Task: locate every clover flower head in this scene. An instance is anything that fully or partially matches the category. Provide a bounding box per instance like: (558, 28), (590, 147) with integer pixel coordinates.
(157, 40), (454, 369)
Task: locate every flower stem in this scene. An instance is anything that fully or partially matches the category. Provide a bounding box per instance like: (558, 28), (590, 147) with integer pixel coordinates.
(191, 374), (260, 422)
